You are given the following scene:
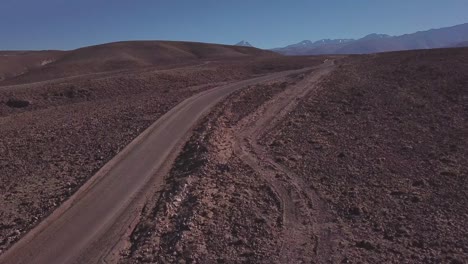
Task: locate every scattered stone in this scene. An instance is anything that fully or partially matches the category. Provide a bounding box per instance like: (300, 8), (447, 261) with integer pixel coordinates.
(348, 206), (363, 216)
(410, 196), (421, 203)
(412, 180), (426, 187)
(356, 240), (375, 251)
(6, 99), (31, 108)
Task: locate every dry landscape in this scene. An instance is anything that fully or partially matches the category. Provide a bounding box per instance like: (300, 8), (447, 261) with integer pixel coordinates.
(117, 47), (468, 263)
(0, 41), (324, 258)
(0, 41), (467, 263)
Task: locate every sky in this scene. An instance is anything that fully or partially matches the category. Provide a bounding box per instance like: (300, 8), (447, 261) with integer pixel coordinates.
(1, 0), (467, 50)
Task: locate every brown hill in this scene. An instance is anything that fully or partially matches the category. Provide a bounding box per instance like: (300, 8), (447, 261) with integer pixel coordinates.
(0, 41), (277, 85)
(0, 50), (64, 82)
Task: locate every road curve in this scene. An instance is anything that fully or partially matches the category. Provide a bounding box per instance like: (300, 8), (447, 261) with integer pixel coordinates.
(0, 67), (316, 264)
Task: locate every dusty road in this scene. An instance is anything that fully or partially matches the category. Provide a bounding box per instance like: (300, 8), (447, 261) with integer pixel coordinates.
(0, 66), (320, 264)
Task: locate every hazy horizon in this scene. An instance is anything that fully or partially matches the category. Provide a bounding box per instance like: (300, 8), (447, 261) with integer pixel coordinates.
(1, 0), (467, 50)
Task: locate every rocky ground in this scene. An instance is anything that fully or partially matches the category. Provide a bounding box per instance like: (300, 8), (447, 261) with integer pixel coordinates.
(121, 48), (467, 263)
(120, 65), (334, 263)
(0, 56), (324, 255)
(262, 48), (468, 263)
(118, 79), (288, 263)
(3, 46), (466, 263)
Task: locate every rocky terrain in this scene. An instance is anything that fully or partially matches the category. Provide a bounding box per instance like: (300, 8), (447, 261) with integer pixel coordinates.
(121, 47), (467, 263)
(120, 62), (336, 263)
(0, 46), (325, 255)
(120, 74), (301, 264)
(263, 48), (468, 262)
(1, 41), (466, 263)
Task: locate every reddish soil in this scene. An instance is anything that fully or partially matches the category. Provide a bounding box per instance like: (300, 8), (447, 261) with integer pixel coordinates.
(0, 41), (277, 86)
(263, 48), (468, 263)
(0, 42), (325, 256)
(120, 63), (335, 263)
(0, 50), (64, 82)
(4, 40), (465, 263)
(120, 48), (467, 263)
(120, 77), (299, 263)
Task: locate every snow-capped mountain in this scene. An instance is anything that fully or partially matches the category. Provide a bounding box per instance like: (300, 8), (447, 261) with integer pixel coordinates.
(286, 39), (354, 48)
(360, 33), (391, 41)
(272, 38), (355, 55)
(272, 23), (468, 55)
(235, 40), (253, 47)
(312, 39), (355, 45)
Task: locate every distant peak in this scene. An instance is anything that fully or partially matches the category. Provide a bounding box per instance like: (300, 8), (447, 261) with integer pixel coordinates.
(235, 40), (253, 47)
(313, 39), (354, 45)
(283, 39), (354, 50)
(360, 33), (391, 40)
(299, 40), (313, 45)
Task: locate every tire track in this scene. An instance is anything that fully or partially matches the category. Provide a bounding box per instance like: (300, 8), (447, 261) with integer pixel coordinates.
(232, 61), (336, 262)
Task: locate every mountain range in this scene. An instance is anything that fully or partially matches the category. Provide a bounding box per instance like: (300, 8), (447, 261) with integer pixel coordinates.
(272, 23), (468, 55)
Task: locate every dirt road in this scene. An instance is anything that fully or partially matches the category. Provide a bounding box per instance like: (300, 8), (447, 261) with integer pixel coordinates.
(117, 60), (337, 263)
(0, 67), (317, 264)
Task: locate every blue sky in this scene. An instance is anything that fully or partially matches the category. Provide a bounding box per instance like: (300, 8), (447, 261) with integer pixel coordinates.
(1, 0), (467, 50)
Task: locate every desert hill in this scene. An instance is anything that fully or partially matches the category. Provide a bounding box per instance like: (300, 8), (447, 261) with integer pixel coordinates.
(0, 41), (277, 85)
(0, 50), (64, 82)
